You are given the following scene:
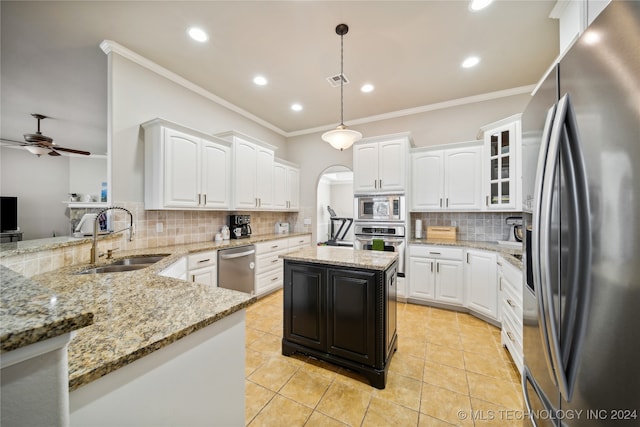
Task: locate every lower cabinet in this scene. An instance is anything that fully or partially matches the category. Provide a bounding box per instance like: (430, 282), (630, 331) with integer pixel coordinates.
(187, 250), (217, 286)
(254, 235), (312, 297)
(465, 250), (498, 319)
(498, 256), (523, 373)
(282, 260), (398, 389)
(408, 245), (464, 306)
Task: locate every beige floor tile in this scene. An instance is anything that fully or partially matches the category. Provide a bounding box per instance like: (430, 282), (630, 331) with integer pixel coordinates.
(425, 330), (463, 350)
(457, 312), (490, 328)
(426, 343), (465, 369)
(316, 381), (372, 427)
(246, 348), (270, 377)
(248, 332), (283, 357)
(388, 350), (424, 381)
(245, 380), (275, 425)
(248, 394), (312, 427)
(304, 411), (349, 427)
(418, 413), (457, 426)
(423, 361), (470, 396)
(334, 368), (378, 394)
(470, 398), (526, 427)
(248, 357), (299, 392)
(460, 333), (501, 355)
(420, 383), (473, 426)
(362, 396), (420, 427)
(430, 307), (460, 322)
(253, 315), (283, 335)
(298, 356), (342, 380)
(373, 373), (422, 411)
(463, 350), (512, 379)
(467, 371), (523, 410)
(246, 326), (267, 345)
(279, 369), (332, 408)
(398, 336), (428, 358)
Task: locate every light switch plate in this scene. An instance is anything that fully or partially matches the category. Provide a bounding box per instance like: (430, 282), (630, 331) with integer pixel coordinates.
(303, 218), (312, 225)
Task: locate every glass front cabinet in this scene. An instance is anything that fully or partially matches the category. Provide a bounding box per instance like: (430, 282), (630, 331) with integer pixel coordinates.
(481, 114), (522, 211)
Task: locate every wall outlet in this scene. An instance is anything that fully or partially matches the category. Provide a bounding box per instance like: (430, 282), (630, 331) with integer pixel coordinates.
(156, 222), (163, 233)
(303, 218), (312, 225)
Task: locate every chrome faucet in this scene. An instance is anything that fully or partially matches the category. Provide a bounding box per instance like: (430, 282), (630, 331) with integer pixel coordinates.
(90, 206), (135, 263)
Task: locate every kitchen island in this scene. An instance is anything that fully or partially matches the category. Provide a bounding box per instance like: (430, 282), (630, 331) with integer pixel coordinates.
(281, 246), (398, 389)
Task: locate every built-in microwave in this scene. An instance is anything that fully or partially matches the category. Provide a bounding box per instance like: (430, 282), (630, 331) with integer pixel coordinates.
(355, 195), (405, 222)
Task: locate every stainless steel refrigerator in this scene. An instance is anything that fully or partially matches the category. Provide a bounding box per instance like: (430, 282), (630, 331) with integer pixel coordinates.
(521, 1), (640, 425)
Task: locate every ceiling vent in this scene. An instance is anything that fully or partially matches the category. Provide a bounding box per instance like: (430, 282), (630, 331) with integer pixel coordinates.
(326, 73), (349, 88)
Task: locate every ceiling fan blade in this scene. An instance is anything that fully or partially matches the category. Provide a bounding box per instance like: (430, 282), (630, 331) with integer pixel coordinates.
(0, 137), (28, 146)
(51, 146), (91, 156)
(48, 149), (61, 156)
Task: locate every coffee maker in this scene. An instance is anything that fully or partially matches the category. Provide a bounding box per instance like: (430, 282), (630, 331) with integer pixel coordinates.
(228, 214), (251, 239)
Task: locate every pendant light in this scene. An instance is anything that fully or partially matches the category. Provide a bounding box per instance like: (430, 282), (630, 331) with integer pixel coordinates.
(322, 23), (362, 151)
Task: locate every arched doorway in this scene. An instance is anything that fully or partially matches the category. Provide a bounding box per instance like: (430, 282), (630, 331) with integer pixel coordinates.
(316, 165), (354, 245)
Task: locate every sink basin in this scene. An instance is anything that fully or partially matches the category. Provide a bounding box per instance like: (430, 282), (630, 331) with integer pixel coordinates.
(110, 255), (169, 265)
(75, 264), (150, 274)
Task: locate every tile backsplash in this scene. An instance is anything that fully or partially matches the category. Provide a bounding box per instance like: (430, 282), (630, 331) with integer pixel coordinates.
(410, 212), (522, 242)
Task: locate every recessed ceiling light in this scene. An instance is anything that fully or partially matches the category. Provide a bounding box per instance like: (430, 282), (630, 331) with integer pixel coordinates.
(253, 75), (268, 86)
(187, 27), (208, 43)
(291, 103), (303, 112)
(462, 56), (481, 68)
(361, 84), (375, 93)
(469, 0), (493, 11)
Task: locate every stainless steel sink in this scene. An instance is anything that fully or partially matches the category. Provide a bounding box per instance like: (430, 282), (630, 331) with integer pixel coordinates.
(110, 255), (169, 265)
(74, 254), (169, 274)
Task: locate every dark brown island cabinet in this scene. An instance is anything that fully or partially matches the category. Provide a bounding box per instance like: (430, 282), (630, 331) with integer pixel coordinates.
(281, 247), (398, 389)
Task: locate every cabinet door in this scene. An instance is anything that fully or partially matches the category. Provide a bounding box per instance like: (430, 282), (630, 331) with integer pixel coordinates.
(190, 266), (217, 287)
(255, 147), (274, 208)
(353, 142), (379, 193)
(283, 263), (326, 351)
(445, 146), (482, 210)
(201, 140), (231, 209)
(286, 166), (300, 209)
(327, 268), (377, 366)
(435, 260), (464, 305)
(234, 140), (257, 208)
(408, 256), (436, 300)
(272, 162), (287, 209)
(484, 121), (518, 210)
(164, 128), (200, 208)
(411, 151), (444, 210)
(465, 250), (498, 319)
(378, 139), (405, 191)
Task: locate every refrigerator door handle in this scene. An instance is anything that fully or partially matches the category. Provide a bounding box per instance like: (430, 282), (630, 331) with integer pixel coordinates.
(541, 93), (593, 402)
(522, 366), (559, 426)
(532, 103), (560, 387)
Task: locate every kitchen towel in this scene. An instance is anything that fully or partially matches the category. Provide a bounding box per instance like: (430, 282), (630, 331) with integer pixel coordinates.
(372, 239), (384, 251)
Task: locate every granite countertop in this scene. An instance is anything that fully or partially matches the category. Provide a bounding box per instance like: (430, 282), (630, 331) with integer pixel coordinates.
(408, 238), (523, 269)
(0, 265), (94, 353)
(282, 245), (398, 271)
(4, 232), (309, 391)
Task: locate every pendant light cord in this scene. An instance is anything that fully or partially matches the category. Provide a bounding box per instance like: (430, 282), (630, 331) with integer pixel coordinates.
(340, 31), (344, 127)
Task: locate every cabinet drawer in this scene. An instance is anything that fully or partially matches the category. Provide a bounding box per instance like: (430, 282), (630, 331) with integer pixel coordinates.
(255, 238), (289, 254)
(501, 278), (523, 320)
(287, 235), (311, 250)
(187, 250), (216, 270)
(498, 256), (522, 289)
(256, 268), (283, 295)
(501, 312), (523, 368)
(256, 250), (286, 273)
(410, 245), (463, 260)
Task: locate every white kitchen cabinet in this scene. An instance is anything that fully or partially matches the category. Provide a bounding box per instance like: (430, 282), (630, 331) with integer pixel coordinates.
(498, 256), (524, 373)
(273, 159), (300, 210)
(411, 142), (482, 211)
(551, 0), (610, 57)
(216, 131), (276, 210)
(187, 250), (217, 287)
(142, 119), (231, 210)
(254, 235), (311, 297)
(465, 250), (498, 320)
(480, 115), (521, 211)
(408, 245), (464, 306)
(353, 133), (411, 194)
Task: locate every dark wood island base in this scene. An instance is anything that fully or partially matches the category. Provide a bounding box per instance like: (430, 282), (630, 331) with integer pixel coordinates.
(280, 246), (399, 390)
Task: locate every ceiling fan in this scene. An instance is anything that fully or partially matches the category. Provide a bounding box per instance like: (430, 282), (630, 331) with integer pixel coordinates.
(0, 113), (91, 157)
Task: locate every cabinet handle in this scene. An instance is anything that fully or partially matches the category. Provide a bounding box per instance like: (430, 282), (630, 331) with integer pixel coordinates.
(507, 299), (516, 308)
(430, 261), (434, 273)
(506, 331), (515, 342)
(436, 262), (440, 273)
(446, 198), (449, 208)
(499, 277), (503, 291)
(379, 179), (382, 188)
(198, 194), (202, 205)
(374, 180), (377, 189)
(198, 258), (211, 263)
(429, 251), (441, 255)
(271, 276), (279, 282)
(466, 253), (469, 264)
(271, 245), (279, 249)
(203, 194), (206, 205)
(497, 262), (503, 267)
(271, 259), (278, 263)
(486, 195), (489, 206)
(191, 275), (195, 282)
(439, 198), (443, 208)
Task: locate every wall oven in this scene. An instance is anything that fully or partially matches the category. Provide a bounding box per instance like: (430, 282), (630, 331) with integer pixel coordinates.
(354, 223), (406, 277)
(355, 195), (405, 222)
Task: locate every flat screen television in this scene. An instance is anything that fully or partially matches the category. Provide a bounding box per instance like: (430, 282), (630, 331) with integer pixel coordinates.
(0, 196), (18, 232)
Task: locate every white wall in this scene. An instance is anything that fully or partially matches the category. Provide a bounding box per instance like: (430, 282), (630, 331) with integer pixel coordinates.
(69, 157), (107, 202)
(0, 147), (70, 239)
(109, 54), (288, 203)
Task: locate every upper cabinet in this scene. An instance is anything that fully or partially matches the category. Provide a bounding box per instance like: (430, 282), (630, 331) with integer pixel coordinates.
(142, 119), (232, 210)
(353, 133), (412, 194)
(216, 131), (276, 210)
(480, 115), (522, 211)
(273, 159), (300, 211)
(551, 0), (611, 57)
(411, 142), (483, 211)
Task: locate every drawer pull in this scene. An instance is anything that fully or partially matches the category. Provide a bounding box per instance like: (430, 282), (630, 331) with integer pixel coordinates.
(497, 261), (503, 267)
(507, 299), (516, 308)
(198, 258), (211, 263)
(271, 245), (279, 249)
(429, 251), (441, 255)
(506, 331), (515, 342)
(271, 259), (279, 263)
(271, 276), (279, 282)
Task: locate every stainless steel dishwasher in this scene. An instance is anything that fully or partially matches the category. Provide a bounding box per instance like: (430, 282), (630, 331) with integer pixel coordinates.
(217, 245), (256, 294)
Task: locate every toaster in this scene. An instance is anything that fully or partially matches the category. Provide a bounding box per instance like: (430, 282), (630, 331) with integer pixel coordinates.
(274, 222), (290, 234)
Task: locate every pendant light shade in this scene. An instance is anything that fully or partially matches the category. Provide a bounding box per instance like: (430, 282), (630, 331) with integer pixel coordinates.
(322, 23), (362, 151)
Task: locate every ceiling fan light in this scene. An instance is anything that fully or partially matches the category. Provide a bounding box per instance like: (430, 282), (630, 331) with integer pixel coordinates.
(322, 125), (362, 151)
(25, 146), (50, 156)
